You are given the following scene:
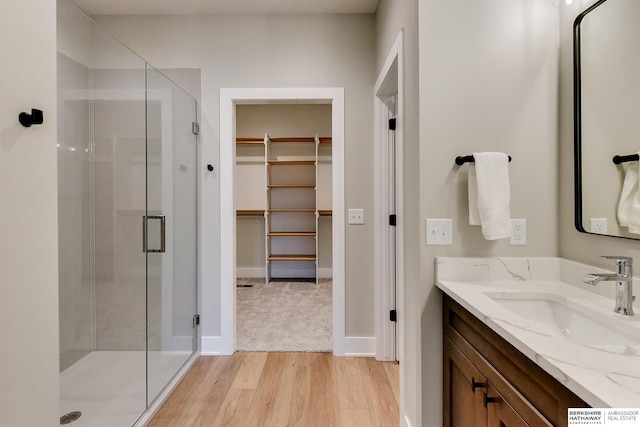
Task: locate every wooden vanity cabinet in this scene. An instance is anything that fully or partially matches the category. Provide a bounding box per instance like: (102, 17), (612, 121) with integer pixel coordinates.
(444, 336), (488, 427)
(486, 383), (529, 427)
(443, 295), (587, 427)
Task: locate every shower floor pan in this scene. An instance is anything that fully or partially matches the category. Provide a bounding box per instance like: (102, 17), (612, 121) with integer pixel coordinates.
(60, 351), (189, 427)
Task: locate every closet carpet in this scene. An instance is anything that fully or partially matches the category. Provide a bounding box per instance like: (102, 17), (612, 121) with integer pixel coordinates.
(236, 278), (332, 352)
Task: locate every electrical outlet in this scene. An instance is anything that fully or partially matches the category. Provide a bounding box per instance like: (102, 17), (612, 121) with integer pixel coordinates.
(510, 219), (526, 246)
(590, 218), (608, 234)
(426, 219), (453, 245)
(348, 208), (365, 225)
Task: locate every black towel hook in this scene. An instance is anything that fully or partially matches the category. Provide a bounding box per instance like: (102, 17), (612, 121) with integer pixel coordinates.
(455, 154), (512, 165)
(19, 109), (44, 128)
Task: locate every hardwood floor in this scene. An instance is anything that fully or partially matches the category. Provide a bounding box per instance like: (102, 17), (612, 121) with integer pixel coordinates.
(149, 352), (399, 427)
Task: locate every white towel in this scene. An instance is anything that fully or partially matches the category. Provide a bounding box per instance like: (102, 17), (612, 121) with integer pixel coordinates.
(469, 152), (511, 240)
(468, 163), (481, 225)
(617, 159), (638, 227)
(626, 152), (640, 234)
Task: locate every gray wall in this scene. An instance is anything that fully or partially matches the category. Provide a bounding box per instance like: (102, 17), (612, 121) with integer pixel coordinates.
(377, 0), (561, 425)
(375, 0), (421, 425)
(94, 14), (378, 339)
(418, 0), (560, 425)
(0, 0), (59, 425)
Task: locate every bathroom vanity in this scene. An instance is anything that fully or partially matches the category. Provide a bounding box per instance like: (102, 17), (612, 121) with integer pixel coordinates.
(437, 257), (640, 426)
(444, 295), (585, 426)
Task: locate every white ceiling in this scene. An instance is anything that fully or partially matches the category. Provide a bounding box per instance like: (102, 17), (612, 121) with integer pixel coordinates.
(71, 0), (379, 15)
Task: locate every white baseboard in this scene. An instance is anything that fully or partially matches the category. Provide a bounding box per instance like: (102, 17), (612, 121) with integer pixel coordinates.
(236, 267), (264, 278)
(236, 267), (334, 279)
(318, 267), (332, 278)
(341, 336), (376, 357)
(204, 335), (365, 356)
(201, 335), (233, 355)
(271, 266), (316, 278)
(236, 267), (316, 278)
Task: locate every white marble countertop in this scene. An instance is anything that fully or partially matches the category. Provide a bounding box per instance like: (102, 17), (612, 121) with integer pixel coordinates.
(436, 257), (640, 408)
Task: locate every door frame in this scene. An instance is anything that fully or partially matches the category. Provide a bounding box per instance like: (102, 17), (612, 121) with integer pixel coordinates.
(219, 87), (346, 355)
(374, 31), (404, 362)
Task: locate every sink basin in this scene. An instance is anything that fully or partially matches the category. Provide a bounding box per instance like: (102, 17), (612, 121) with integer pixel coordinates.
(485, 292), (640, 346)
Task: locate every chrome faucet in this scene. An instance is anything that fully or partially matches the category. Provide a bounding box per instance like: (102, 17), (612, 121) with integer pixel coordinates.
(582, 256), (634, 316)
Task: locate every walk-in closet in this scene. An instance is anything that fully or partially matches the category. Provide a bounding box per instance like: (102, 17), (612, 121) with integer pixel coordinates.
(235, 104), (333, 351)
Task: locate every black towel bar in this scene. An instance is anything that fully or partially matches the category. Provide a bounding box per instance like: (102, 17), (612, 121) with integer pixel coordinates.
(613, 154), (640, 164)
(455, 154), (512, 165)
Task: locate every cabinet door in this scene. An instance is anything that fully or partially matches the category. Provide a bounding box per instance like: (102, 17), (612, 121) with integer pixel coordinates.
(486, 384), (529, 427)
(444, 338), (487, 427)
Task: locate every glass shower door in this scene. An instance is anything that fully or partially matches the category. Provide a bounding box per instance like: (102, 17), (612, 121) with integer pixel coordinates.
(144, 64), (198, 406)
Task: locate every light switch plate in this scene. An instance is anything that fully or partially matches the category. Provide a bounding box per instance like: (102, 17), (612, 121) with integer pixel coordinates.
(426, 219), (453, 245)
(348, 208), (365, 225)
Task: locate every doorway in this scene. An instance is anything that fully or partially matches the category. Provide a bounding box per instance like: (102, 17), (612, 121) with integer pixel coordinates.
(219, 88), (346, 355)
(234, 104), (333, 351)
(374, 32), (404, 362)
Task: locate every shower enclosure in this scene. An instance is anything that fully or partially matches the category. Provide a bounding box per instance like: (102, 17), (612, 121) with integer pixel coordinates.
(57, 1), (199, 425)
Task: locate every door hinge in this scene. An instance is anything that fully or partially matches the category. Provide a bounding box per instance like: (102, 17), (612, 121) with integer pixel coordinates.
(390, 309), (397, 322)
(193, 314), (200, 328)
(388, 118), (396, 131)
(389, 214), (397, 226)
(192, 122), (200, 135)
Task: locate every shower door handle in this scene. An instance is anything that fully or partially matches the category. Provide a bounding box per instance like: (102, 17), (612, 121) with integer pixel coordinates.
(143, 215), (166, 253)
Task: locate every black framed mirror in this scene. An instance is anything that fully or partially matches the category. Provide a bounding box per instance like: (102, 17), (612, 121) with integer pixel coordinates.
(574, 0), (640, 239)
